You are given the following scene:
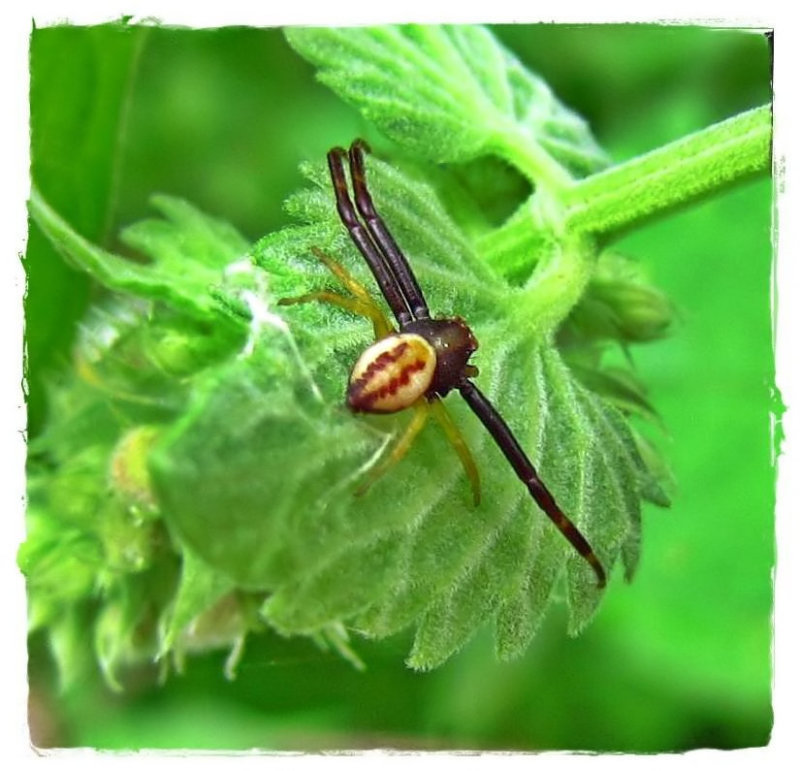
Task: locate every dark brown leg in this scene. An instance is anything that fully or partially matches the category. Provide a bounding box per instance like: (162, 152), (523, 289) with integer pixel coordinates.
(458, 379), (607, 588)
(348, 140), (430, 320)
(327, 148), (413, 327)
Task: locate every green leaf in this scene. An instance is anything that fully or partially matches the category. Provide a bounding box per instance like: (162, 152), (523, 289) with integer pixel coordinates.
(561, 251), (674, 345)
(158, 546), (238, 663)
(22, 195), (254, 689)
(150, 318), (384, 590)
(94, 583), (147, 692)
(28, 189), (251, 323)
(285, 25), (608, 183)
(18, 505), (101, 633)
(27, 23), (152, 438)
(567, 364), (660, 424)
(25, 24), (680, 676)
(47, 607), (98, 692)
(153, 152), (656, 668)
(30, 23), (148, 239)
(120, 194), (251, 273)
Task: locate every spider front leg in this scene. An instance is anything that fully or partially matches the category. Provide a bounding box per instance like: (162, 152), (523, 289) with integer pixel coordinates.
(277, 247), (393, 339)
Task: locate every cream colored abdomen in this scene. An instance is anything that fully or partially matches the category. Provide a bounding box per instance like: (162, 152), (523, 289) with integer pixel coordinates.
(347, 333), (436, 413)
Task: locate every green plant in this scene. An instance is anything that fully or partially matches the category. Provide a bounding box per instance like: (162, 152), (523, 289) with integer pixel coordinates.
(23, 24), (771, 695)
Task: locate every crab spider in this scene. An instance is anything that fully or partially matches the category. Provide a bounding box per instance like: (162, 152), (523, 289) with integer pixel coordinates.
(279, 139), (606, 589)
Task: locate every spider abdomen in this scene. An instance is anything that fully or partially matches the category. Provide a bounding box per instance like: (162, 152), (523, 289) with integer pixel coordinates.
(347, 333), (436, 414)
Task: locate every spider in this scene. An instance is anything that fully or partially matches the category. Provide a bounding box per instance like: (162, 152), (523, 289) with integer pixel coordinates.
(279, 139), (606, 589)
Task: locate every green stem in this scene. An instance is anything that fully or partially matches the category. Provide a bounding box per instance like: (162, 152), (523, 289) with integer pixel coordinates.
(492, 123), (575, 192)
(478, 200), (547, 283)
(561, 104), (772, 242)
(494, 106), (770, 336)
(515, 231), (596, 337)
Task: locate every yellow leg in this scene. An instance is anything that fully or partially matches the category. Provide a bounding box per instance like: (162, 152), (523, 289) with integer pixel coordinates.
(280, 248), (394, 339)
(278, 290), (391, 339)
(310, 248), (374, 306)
(429, 397), (481, 507)
(356, 400), (430, 497)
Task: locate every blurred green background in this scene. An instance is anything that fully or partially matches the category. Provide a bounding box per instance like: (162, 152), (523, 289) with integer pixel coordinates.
(26, 23), (774, 751)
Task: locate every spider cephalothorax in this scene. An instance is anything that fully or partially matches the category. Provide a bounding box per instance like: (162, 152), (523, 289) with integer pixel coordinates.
(280, 139), (607, 589)
(403, 317), (479, 397)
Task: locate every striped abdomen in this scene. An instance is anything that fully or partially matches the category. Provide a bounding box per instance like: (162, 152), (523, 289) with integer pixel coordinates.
(347, 333), (436, 414)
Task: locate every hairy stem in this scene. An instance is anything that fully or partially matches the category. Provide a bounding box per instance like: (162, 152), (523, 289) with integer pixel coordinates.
(515, 231), (596, 337)
(561, 104), (772, 242)
(491, 122), (575, 192)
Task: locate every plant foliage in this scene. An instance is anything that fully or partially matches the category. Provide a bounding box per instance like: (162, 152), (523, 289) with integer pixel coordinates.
(23, 23), (770, 687)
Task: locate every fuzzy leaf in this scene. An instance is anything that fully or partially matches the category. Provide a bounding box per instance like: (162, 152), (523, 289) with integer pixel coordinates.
(150, 319), (385, 590)
(23, 195), (255, 688)
(28, 189), (251, 322)
(285, 25), (608, 178)
(158, 546), (239, 662)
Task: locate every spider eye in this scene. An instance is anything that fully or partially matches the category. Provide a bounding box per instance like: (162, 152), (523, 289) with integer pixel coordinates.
(347, 334), (436, 414)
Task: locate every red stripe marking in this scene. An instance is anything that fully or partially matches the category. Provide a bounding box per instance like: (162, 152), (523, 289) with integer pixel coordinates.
(349, 341), (429, 409)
